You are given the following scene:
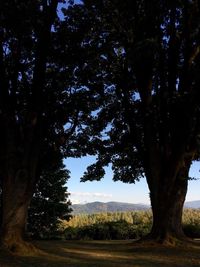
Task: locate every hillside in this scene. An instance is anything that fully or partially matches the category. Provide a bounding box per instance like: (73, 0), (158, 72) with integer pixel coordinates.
(185, 200), (200, 209)
(71, 200), (200, 214)
(71, 201), (149, 214)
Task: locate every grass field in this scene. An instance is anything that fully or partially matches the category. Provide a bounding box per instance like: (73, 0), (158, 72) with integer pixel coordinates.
(0, 240), (200, 267)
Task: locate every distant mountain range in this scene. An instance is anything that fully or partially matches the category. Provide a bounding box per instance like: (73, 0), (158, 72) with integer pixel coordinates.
(71, 200), (200, 214)
(184, 200), (200, 209)
(71, 201), (149, 214)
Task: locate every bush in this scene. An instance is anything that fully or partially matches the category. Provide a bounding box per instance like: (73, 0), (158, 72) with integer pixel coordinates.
(129, 224), (151, 239)
(78, 225), (98, 240)
(108, 221), (130, 240)
(63, 220), (151, 240)
(183, 224), (200, 238)
(92, 223), (111, 240)
(64, 227), (80, 240)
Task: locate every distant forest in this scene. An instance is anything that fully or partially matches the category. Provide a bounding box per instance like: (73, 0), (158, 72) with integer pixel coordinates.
(59, 209), (200, 241)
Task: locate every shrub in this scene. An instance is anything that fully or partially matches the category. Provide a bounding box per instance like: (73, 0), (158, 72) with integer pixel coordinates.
(63, 220), (151, 240)
(64, 227), (80, 240)
(183, 224), (200, 238)
(107, 221), (130, 240)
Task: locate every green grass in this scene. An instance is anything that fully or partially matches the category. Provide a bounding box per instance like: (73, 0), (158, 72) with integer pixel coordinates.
(0, 240), (200, 267)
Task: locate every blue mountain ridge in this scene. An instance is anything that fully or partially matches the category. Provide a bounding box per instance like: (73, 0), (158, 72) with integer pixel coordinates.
(71, 200), (200, 214)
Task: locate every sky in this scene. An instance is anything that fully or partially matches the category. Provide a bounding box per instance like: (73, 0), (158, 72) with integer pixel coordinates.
(64, 157), (200, 205)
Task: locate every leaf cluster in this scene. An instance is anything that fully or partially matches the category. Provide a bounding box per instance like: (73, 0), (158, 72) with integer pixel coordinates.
(62, 0), (200, 183)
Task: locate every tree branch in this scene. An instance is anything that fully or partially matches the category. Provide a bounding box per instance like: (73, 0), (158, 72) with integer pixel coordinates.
(0, 39), (9, 109)
(31, 0), (58, 112)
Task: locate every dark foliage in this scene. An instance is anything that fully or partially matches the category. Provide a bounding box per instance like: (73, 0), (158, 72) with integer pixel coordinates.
(1, 0), (200, 249)
(62, 0), (200, 241)
(183, 224), (200, 238)
(64, 220), (150, 240)
(0, 0), (97, 249)
(27, 148), (72, 239)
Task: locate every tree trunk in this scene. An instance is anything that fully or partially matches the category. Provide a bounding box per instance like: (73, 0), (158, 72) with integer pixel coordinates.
(146, 162), (189, 245)
(1, 163), (39, 254)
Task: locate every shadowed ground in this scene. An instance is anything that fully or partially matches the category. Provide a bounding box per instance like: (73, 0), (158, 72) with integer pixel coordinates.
(0, 240), (200, 267)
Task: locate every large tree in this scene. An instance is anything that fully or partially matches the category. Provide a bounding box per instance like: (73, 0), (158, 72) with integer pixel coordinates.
(65, 0), (200, 244)
(0, 0), (94, 253)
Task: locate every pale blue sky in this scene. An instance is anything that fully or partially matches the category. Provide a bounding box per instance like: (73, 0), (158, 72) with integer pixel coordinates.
(64, 157), (200, 205)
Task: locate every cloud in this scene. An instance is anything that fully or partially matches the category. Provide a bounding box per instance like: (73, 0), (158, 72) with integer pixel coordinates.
(71, 199), (82, 204)
(70, 192), (113, 198)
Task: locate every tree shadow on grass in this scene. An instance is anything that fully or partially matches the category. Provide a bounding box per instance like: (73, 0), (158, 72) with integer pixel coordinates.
(0, 240), (200, 267)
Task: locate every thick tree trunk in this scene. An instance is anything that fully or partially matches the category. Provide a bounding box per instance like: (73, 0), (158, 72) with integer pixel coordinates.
(146, 162), (190, 245)
(0, 156), (39, 254)
(150, 178), (187, 243)
(1, 198), (30, 252)
(0, 116), (39, 253)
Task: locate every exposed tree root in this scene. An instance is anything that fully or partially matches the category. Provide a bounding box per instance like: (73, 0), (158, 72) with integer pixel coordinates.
(1, 238), (40, 255)
(135, 233), (196, 248)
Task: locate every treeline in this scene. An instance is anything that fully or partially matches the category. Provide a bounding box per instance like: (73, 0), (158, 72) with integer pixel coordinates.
(61, 210), (152, 228)
(59, 210), (152, 240)
(58, 209), (200, 240)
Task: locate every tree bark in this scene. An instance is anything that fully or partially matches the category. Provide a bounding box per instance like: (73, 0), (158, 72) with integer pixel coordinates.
(0, 116), (40, 253)
(146, 163), (189, 245)
(0, 0), (59, 255)
(1, 166), (38, 254)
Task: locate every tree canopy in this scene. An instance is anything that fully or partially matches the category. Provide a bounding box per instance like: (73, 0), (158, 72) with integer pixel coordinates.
(0, 0), (96, 252)
(1, 0), (200, 252)
(62, 0), (200, 243)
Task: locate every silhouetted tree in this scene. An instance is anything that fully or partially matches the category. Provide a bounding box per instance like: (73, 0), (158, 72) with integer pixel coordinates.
(0, 0), (95, 252)
(27, 147), (72, 239)
(64, 0), (200, 244)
